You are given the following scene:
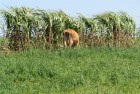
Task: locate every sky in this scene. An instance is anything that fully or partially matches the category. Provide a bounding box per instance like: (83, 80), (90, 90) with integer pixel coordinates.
(0, 0), (140, 35)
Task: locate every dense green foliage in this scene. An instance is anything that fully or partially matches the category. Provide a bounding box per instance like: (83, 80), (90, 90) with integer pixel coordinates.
(0, 7), (136, 51)
(0, 48), (140, 94)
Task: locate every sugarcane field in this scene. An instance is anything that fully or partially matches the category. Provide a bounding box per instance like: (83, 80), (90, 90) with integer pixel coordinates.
(0, 1), (140, 94)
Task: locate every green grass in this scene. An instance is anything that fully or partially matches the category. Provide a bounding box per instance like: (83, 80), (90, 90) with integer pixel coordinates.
(0, 47), (140, 94)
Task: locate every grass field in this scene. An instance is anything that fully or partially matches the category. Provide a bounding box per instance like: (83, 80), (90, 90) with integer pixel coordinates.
(0, 47), (140, 94)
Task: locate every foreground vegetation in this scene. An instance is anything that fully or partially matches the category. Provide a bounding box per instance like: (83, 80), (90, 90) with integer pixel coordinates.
(0, 6), (139, 94)
(0, 47), (140, 94)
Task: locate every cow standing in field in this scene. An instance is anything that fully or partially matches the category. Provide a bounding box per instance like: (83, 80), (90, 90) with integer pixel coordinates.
(63, 29), (79, 48)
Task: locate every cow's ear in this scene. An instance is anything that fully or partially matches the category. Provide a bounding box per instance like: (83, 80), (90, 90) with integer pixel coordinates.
(64, 30), (67, 32)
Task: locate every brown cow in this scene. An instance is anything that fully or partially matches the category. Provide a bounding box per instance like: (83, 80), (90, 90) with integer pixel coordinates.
(63, 29), (79, 47)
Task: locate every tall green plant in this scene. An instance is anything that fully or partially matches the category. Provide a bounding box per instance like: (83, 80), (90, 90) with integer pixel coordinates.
(0, 7), (136, 50)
